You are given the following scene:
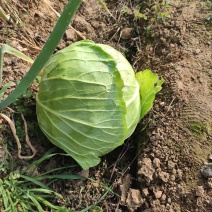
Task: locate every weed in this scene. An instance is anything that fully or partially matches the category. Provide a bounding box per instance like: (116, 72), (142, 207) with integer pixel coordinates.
(122, 0), (171, 22)
(190, 121), (207, 139)
(0, 146), (82, 211)
(120, 0), (171, 40)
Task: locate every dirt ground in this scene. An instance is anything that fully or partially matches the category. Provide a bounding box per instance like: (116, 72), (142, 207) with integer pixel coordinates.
(0, 0), (212, 211)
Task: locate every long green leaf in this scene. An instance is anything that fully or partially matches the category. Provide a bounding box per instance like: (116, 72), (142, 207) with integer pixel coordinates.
(0, 44), (34, 87)
(0, 185), (9, 209)
(5, 189), (17, 212)
(21, 153), (58, 175)
(20, 175), (50, 190)
(21, 147), (58, 174)
(26, 194), (44, 212)
(35, 174), (83, 180)
(0, 0), (82, 110)
(28, 188), (62, 198)
(20, 201), (33, 212)
(35, 165), (77, 178)
(31, 194), (61, 210)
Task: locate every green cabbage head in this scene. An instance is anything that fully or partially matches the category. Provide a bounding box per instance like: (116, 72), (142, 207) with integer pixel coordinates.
(36, 40), (163, 170)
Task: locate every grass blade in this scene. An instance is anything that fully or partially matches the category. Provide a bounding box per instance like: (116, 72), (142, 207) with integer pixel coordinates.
(5, 189), (17, 212)
(30, 194), (62, 210)
(0, 44), (34, 87)
(35, 174), (83, 180)
(0, 185), (9, 209)
(21, 153), (58, 175)
(21, 147), (58, 174)
(97, 0), (113, 17)
(0, 0), (82, 110)
(28, 188), (62, 198)
(20, 175), (50, 190)
(20, 201), (33, 212)
(0, 82), (11, 100)
(26, 194), (44, 212)
(37, 165), (77, 177)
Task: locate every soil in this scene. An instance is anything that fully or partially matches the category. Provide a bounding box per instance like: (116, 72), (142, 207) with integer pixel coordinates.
(0, 0), (212, 211)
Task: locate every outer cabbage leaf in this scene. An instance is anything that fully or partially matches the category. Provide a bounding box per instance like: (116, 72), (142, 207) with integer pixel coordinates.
(97, 44), (141, 138)
(135, 69), (164, 119)
(36, 40), (140, 170)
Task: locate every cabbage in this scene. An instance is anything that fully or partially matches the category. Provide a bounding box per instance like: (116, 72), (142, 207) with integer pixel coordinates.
(36, 40), (163, 170)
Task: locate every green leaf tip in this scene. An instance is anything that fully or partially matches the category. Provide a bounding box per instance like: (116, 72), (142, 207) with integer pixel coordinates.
(135, 69), (164, 119)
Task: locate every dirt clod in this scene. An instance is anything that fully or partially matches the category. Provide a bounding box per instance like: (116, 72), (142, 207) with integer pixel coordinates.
(119, 174), (133, 205)
(158, 171), (170, 183)
(138, 158), (155, 184)
(126, 189), (144, 211)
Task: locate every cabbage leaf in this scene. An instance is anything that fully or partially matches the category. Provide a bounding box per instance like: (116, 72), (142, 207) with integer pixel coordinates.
(136, 70), (164, 119)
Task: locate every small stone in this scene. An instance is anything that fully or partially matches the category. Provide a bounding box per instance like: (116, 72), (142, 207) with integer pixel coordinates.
(10, 82), (16, 87)
(208, 153), (212, 161)
(160, 37), (166, 43)
(153, 190), (163, 199)
(161, 194), (166, 201)
(79, 169), (89, 178)
(159, 102), (165, 106)
(153, 158), (161, 168)
(193, 48), (201, 55)
(177, 169), (183, 180)
(57, 41), (66, 50)
(168, 161), (175, 169)
(158, 171), (170, 182)
(170, 174), (176, 181)
(150, 199), (160, 208)
(65, 29), (77, 41)
(207, 178), (212, 188)
(172, 168), (177, 175)
(142, 188), (149, 197)
(201, 163), (212, 178)
(167, 197), (172, 203)
(196, 186), (205, 197)
(196, 197), (203, 207)
(120, 28), (133, 40)
(176, 184), (185, 194)
(9, 76), (14, 81)
(92, 182), (100, 188)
